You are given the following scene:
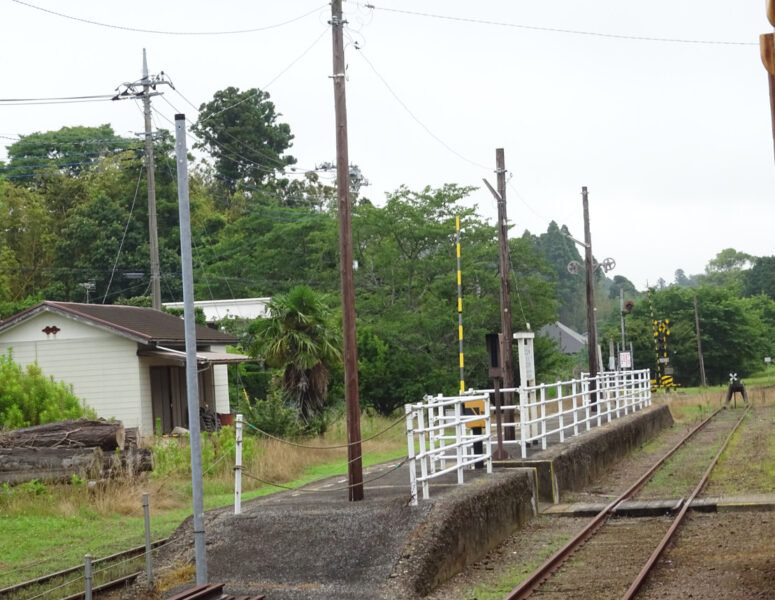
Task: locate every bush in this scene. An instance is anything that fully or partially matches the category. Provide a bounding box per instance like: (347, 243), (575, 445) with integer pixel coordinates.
(0, 350), (95, 429)
(237, 390), (303, 438)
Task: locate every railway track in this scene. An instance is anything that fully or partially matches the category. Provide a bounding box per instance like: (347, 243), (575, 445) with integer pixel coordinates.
(0, 538), (168, 600)
(503, 405), (750, 600)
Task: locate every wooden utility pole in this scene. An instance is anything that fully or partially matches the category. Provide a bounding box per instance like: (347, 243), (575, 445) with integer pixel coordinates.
(761, 2), (775, 162)
(495, 150), (516, 396)
(482, 149), (516, 437)
(331, 0), (363, 501)
(582, 186), (598, 406)
(693, 293), (707, 387)
(142, 49), (162, 310)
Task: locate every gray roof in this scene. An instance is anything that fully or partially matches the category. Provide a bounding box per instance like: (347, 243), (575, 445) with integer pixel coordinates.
(539, 322), (587, 354)
(0, 301), (238, 346)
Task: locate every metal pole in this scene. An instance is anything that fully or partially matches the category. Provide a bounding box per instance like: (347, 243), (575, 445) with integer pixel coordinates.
(582, 187), (598, 407)
(84, 554), (92, 600)
(620, 287), (626, 348)
(142, 493), (153, 590)
(142, 49), (162, 310)
(456, 217), (465, 393)
(495, 149), (516, 436)
(174, 113), (207, 584)
(331, 0), (364, 501)
(693, 294), (707, 387)
(234, 414), (243, 515)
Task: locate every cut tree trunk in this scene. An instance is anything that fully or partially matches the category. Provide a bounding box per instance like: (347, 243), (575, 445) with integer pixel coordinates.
(124, 427), (139, 450)
(0, 419), (125, 451)
(0, 447), (154, 485)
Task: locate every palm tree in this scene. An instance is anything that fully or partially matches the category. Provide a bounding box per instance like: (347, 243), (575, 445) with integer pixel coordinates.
(247, 285), (341, 422)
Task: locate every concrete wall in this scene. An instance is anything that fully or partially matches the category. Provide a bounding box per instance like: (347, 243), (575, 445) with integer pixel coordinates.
(506, 404), (674, 503)
(398, 469), (538, 597)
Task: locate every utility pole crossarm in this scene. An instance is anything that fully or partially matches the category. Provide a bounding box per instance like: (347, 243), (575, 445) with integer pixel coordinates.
(482, 178), (501, 202)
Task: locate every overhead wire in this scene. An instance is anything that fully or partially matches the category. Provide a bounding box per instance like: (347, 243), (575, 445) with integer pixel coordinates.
(101, 164), (145, 303)
(11, 0), (328, 36)
(351, 44), (492, 172)
(357, 3), (758, 46)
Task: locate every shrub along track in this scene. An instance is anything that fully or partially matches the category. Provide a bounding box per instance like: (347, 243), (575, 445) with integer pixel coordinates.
(428, 402), (775, 600)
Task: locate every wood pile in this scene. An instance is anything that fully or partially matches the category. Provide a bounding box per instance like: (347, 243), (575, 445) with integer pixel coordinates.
(0, 418), (153, 485)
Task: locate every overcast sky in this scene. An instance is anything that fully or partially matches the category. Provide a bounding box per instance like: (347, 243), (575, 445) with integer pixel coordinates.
(2, 1), (773, 291)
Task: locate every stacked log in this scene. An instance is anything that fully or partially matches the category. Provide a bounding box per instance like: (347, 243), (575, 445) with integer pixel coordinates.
(0, 419), (153, 485)
(0, 419), (125, 450)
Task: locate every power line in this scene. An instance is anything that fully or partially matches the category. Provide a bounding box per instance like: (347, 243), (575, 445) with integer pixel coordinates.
(11, 0), (328, 36)
(353, 46), (491, 171)
(358, 3), (758, 47)
(0, 97), (115, 106)
(0, 94), (114, 102)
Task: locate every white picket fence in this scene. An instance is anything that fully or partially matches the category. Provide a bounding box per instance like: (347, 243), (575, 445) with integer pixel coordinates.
(404, 393), (493, 505)
(405, 369), (651, 503)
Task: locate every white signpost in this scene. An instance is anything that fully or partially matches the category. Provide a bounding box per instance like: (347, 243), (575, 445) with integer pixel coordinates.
(514, 331), (538, 441)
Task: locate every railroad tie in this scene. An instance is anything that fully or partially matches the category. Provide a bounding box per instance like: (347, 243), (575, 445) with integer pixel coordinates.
(166, 583), (265, 600)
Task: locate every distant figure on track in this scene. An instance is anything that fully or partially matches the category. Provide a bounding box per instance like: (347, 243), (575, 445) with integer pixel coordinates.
(724, 373), (749, 407)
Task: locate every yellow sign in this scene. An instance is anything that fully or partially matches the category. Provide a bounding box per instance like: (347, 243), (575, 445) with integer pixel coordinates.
(464, 399), (486, 429)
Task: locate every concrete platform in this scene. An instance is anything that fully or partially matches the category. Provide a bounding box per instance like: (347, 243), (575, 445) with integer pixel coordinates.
(543, 494), (775, 517)
(157, 404), (674, 599)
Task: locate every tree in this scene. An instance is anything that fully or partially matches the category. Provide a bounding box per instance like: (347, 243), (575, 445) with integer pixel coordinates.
(247, 286), (341, 423)
(744, 256), (775, 300)
(697, 248), (753, 290)
(674, 269), (690, 287)
(531, 221), (586, 331)
(192, 87), (296, 196)
(4, 125), (136, 186)
(628, 286), (774, 386)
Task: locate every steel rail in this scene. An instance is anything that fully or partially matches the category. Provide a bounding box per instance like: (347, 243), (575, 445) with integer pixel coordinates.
(621, 406), (750, 599)
(0, 538), (168, 599)
(60, 570), (142, 600)
(503, 406), (725, 600)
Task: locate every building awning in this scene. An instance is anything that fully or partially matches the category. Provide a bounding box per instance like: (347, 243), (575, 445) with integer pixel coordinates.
(138, 348), (253, 366)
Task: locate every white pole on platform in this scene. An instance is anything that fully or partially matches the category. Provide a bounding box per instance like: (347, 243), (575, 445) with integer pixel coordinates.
(234, 414), (243, 515)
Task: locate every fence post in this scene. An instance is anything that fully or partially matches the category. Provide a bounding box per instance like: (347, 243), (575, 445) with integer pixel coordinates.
(484, 394), (493, 474)
(405, 404), (418, 505)
(84, 554), (92, 600)
(558, 382), (565, 443)
(454, 400), (464, 484)
(417, 402), (430, 499)
(519, 387), (528, 458)
(572, 380), (579, 436)
(539, 386), (547, 450)
(143, 493), (153, 590)
(234, 414), (243, 515)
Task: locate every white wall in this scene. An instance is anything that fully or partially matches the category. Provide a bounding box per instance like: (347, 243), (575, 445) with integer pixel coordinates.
(0, 312), (145, 430)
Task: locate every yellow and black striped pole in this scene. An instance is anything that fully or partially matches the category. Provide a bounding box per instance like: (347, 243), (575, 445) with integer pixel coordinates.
(647, 288), (661, 386)
(456, 216), (465, 393)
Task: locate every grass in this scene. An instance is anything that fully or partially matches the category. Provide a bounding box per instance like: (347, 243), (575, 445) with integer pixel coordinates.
(0, 412), (407, 590)
(464, 530), (572, 599)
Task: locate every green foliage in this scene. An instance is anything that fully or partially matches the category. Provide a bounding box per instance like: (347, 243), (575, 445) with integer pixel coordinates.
(247, 285), (341, 422)
(4, 125), (136, 182)
(0, 350), (95, 428)
(192, 87), (296, 195)
(744, 256), (775, 300)
(237, 390), (303, 438)
(628, 286), (775, 386)
(17, 479), (48, 496)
